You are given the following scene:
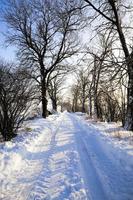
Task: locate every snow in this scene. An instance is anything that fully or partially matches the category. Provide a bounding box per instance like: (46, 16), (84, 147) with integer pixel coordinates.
(90, 120), (133, 157)
(0, 112), (133, 200)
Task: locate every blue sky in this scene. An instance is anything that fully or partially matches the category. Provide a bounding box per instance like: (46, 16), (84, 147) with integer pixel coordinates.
(0, 0), (16, 61)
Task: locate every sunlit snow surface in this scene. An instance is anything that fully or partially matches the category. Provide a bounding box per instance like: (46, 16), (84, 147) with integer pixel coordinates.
(0, 113), (87, 200)
(0, 112), (133, 200)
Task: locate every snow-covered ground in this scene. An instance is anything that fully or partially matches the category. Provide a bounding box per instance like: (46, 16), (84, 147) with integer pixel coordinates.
(0, 112), (133, 200)
(91, 120), (133, 156)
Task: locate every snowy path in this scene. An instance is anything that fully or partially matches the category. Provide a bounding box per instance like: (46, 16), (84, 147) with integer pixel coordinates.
(0, 112), (133, 200)
(70, 114), (133, 200)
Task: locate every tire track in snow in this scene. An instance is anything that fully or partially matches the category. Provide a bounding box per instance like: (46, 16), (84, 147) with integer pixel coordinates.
(82, 124), (133, 200)
(69, 114), (107, 200)
(27, 113), (88, 200)
(69, 113), (133, 200)
(26, 115), (64, 200)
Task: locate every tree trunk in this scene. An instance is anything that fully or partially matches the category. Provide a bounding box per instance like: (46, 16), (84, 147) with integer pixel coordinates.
(93, 95), (98, 120)
(121, 101), (126, 127)
(82, 86), (86, 113)
(82, 92), (85, 113)
(73, 96), (78, 112)
(88, 95), (92, 117)
(41, 79), (48, 118)
(72, 99), (74, 112)
(52, 98), (57, 111)
(124, 66), (133, 130)
(75, 98), (78, 112)
(82, 98), (86, 113)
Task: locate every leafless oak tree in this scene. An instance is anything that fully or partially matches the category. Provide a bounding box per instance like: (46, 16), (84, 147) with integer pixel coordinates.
(3, 0), (82, 118)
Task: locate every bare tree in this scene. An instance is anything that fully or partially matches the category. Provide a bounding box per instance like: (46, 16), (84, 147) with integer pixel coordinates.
(71, 83), (80, 112)
(0, 61), (37, 141)
(83, 0), (133, 130)
(48, 71), (66, 111)
(86, 32), (113, 119)
(3, 0), (82, 118)
(71, 67), (90, 113)
(76, 69), (89, 112)
(95, 84), (122, 122)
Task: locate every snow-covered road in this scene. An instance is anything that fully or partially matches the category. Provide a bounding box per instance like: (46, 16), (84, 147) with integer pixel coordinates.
(0, 112), (133, 200)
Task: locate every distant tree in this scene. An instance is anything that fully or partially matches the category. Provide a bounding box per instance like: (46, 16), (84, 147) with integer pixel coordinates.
(3, 0), (82, 118)
(48, 71), (66, 111)
(0, 62), (37, 141)
(61, 100), (72, 112)
(96, 86), (121, 122)
(76, 69), (89, 112)
(71, 67), (91, 113)
(71, 83), (80, 112)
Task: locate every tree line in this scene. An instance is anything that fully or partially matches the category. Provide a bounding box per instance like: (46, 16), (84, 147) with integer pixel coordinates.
(0, 0), (133, 141)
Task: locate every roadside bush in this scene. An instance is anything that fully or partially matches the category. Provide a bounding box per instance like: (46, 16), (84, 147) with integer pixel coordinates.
(0, 61), (37, 141)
